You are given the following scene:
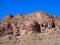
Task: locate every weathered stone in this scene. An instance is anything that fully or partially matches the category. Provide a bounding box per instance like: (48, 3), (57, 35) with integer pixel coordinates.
(20, 20), (41, 36)
(0, 12), (60, 45)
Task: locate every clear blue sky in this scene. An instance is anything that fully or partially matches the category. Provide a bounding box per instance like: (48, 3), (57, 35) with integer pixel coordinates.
(0, 0), (60, 20)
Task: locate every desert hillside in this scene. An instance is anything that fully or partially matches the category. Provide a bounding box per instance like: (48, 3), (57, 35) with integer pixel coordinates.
(0, 12), (60, 45)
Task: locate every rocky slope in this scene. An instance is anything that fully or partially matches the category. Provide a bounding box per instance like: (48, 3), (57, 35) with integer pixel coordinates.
(0, 12), (60, 45)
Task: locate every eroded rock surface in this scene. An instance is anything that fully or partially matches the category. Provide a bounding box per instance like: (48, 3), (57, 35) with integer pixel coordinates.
(0, 12), (60, 45)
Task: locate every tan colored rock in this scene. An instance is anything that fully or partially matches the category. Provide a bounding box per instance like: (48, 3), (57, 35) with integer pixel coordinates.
(0, 12), (60, 45)
(20, 20), (41, 36)
(2, 15), (13, 23)
(11, 23), (20, 36)
(12, 14), (24, 25)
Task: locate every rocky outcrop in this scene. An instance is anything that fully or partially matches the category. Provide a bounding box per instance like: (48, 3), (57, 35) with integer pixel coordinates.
(20, 20), (41, 36)
(12, 14), (24, 36)
(0, 12), (60, 45)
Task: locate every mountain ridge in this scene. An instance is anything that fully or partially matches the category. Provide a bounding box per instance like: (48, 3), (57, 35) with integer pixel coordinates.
(0, 12), (60, 45)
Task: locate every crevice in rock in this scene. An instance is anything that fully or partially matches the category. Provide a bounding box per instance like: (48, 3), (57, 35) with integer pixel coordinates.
(33, 22), (41, 33)
(51, 20), (55, 28)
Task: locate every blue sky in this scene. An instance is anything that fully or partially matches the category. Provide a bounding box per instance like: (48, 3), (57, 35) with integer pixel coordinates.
(0, 0), (60, 20)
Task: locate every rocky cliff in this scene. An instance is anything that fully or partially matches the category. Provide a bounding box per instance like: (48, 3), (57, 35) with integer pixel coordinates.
(0, 12), (60, 45)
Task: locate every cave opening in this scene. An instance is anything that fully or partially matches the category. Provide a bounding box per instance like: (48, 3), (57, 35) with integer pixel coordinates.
(34, 22), (41, 33)
(51, 21), (55, 28)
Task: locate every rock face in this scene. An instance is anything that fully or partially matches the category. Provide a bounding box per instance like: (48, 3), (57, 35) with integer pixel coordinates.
(0, 12), (60, 45)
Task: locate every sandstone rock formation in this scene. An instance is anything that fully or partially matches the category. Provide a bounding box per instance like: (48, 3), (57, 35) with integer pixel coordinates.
(0, 12), (60, 45)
